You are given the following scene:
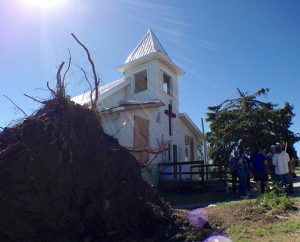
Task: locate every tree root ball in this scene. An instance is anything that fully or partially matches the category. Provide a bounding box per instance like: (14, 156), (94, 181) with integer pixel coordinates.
(0, 99), (173, 242)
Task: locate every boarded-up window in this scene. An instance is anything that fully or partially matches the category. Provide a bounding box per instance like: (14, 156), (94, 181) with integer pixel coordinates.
(134, 70), (147, 93)
(185, 135), (194, 161)
(163, 72), (172, 95)
(133, 116), (149, 163)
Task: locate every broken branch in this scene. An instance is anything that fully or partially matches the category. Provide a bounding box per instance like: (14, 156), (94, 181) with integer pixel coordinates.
(79, 67), (94, 108)
(56, 61), (66, 99)
(126, 134), (167, 167)
(3, 95), (27, 117)
(23, 94), (45, 104)
(63, 49), (72, 82)
(71, 33), (100, 110)
(47, 81), (56, 97)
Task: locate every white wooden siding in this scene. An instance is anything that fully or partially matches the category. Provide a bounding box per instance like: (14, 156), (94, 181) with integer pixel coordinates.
(101, 105), (199, 163)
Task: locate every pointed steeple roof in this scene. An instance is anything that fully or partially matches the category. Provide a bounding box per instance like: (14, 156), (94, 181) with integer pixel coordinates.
(125, 29), (171, 63)
(118, 29), (184, 76)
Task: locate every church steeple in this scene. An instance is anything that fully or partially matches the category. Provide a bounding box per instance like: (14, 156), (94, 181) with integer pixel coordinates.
(125, 28), (171, 63)
(117, 29), (184, 76)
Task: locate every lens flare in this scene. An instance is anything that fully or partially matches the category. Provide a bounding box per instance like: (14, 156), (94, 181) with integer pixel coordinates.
(204, 234), (232, 242)
(188, 208), (208, 228)
(24, 0), (66, 9)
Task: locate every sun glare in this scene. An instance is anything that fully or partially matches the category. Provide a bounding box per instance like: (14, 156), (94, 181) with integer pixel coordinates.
(25, 0), (66, 9)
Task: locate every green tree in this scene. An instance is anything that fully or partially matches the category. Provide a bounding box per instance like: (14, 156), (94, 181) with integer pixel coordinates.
(206, 88), (299, 164)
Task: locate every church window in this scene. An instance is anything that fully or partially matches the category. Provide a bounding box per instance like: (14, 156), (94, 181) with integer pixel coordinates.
(163, 72), (172, 95)
(134, 70), (147, 93)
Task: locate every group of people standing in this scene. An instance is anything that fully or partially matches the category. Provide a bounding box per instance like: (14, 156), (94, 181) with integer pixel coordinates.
(229, 142), (294, 198)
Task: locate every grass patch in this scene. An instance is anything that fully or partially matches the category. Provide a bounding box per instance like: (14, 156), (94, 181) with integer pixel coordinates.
(226, 225), (253, 242)
(256, 191), (294, 214)
(273, 220), (300, 233)
(227, 219), (300, 241)
(223, 194), (299, 241)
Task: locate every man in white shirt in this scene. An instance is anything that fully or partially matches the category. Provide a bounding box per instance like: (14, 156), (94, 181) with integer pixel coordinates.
(272, 143), (290, 186)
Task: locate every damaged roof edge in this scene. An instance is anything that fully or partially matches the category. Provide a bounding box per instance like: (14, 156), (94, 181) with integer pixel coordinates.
(71, 78), (130, 105)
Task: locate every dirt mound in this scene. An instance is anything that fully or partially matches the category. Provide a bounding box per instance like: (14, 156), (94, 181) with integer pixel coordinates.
(207, 200), (298, 233)
(0, 98), (174, 242)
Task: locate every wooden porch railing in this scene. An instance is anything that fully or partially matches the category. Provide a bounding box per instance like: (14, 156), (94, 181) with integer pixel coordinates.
(158, 160), (230, 183)
(158, 160), (232, 191)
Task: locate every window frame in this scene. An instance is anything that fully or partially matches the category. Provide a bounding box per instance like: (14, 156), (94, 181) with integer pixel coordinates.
(134, 69), (148, 93)
(163, 71), (172, 96)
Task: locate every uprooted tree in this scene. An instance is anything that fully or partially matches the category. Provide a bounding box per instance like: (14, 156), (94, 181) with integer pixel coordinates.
(206, 88), (299, 164)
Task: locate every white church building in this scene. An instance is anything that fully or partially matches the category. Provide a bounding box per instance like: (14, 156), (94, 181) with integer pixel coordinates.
(73, 29), (203, 185)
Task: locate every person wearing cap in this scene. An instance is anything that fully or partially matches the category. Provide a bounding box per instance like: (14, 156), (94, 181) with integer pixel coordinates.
(272, 143), (290, 187)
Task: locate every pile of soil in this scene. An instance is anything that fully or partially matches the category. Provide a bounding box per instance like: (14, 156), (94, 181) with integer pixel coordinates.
(207, 202), (271, 232)
(0, 98), (176, 242)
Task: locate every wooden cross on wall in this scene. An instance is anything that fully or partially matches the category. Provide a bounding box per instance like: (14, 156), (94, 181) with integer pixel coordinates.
(165, 104), (176, 135)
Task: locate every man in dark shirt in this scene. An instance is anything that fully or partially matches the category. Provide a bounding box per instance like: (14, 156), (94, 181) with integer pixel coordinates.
(250, 147), (268, 194)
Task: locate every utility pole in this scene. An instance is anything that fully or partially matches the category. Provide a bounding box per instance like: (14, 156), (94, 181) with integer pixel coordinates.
(201, 118), (207, 164)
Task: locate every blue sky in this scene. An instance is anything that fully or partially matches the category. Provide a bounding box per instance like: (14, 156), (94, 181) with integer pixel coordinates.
(0, 0), (299, 154)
